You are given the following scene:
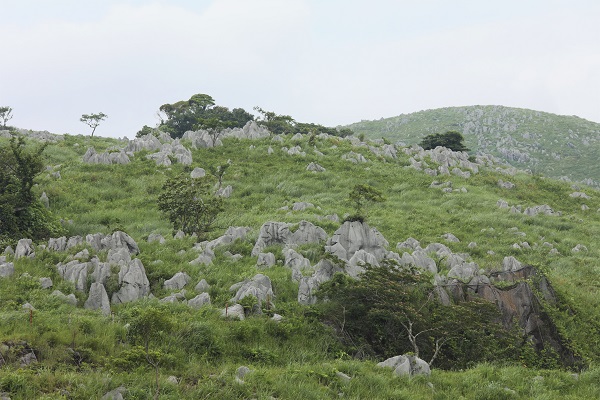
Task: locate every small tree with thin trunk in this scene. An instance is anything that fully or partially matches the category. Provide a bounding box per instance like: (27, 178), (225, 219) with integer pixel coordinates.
(0, 106), (13, 127)
(80, 112), (107, 137)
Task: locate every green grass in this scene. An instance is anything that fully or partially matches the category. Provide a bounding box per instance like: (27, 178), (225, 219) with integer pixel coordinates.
(2, 131), (600, 398)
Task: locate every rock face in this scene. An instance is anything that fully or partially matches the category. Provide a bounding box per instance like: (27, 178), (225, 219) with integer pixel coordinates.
(84, 283), (111, 316)
(325, 221), (389, 262)
(15, 239), (34, 259)
(377, 354), (431, 377)
(111, 259), (150, 304)
(251, 221), (327, 256)
(230, 274), (274, 311)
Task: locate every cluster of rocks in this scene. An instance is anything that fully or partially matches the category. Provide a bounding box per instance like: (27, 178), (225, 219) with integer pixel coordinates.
(405, 145), (486, 178)
(497, 199), (561, 216)
(83, 147), (131, 165)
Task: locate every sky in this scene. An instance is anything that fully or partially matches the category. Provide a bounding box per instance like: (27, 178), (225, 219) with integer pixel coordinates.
(2, 0), (599, 138)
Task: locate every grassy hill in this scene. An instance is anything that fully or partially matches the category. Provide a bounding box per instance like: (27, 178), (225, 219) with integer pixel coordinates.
(346, 105), (600, 187)
(1, 128), (600, 398)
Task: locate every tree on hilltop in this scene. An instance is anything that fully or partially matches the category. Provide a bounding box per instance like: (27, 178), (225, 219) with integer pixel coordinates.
(80, 112), (108, 137)
(0, 106), (13, 127)
(419, 130), (469, 152)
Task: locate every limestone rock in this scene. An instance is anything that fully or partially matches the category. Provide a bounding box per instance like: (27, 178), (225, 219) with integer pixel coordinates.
(498, 179), (515, 189)
(57, 260), (91, 291)
(0, 262), (14, 278)
(502, 256), (522, 272)
(397, 237), (420, 251)
(15, 239), (34, 259)
(292, 201), (314, 211)
(570, 192), (590, 199)
(40, 192), (50, 208)
(441, 233), (460, 242)
(377, 354), (431, 376)
(306, 162), (325, 172)
(283, 248), (311, 270)
(257, 252), (276, 268)
(230, 274), (274, 310)
(39, 277), (53, 289)
(191, 167), (206, 178)
(572, 244), (588, 253)
(147, 233), (166, 244)
(347, 249), (379, 278)
(84, 283), (111, 316)
(325, 221), (389, 262)
(101, 386), (126, 400)
(195, 279), (210, 293)
(188, 292), (211, 308)
(111, 259), (151, 304)
(221, 303), (245, 320)
(107, 248), (131, 266)
(216, 185), (233, 198)
(298, 259), (343, 305)
(164, 272), (191, 290)
(51, 290), (77, 306)
(251, 222), (291, 256)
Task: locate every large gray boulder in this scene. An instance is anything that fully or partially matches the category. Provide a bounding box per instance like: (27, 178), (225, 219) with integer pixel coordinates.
(289, 220), (328, 246)
(194, 278), (210, 293)
(346, 249), (379, 278)
(164, 272), (191, 291)
(251, 222), (292, 256)
(111, 259), (150, 304)
(15, 239), (34, 259)
(230, 274), (274, 310)
(84, 283), (111, 316)
(256, 252), (276, 268)
(188, 292), (211, 308)
(57, 260), (90, 291)
(325, 221), (389, 262)
(51, 290), (78, 306)
(377, 354), (431, 377)
(298, 259), (343, 305)
(90, 258), (111, 285)
(107, 247), (131, 266)
(202, 226), (251, 252)
(0, 262), (14, 278)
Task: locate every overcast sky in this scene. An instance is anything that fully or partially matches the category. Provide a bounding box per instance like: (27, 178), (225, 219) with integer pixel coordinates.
(2, 0), (599, 138)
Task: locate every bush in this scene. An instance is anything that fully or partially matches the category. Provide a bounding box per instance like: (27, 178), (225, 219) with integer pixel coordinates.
(419, 131), (469, 152)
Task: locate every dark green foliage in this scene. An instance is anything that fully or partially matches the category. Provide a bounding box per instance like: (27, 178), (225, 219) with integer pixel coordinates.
(419, 130), (470, 152)
(0, 135), (63, 246)
(157, 173), (224, 237)
(159, 93), (254, 138)
(80, 112), (107, 137)
(0, 106), (13, 127)
(123, 304), (175, 353)
(347, 184), (385, 221)
(317, 265), (523, 369)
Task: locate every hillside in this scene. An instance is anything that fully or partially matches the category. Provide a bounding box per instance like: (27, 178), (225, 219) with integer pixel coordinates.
(1, 125), (600, 399)
(346, 105), (600, 187)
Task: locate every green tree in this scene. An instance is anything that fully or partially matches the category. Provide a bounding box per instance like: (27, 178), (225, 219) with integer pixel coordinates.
(347, 184), (385, 221)
(0, 106), (13, 127)
(317, 265), (521, 368)
(80, 112), (108, 137)
(419, 130), (469, 152)
(157, 173), (224, 237)
(0, 136), (63, 245)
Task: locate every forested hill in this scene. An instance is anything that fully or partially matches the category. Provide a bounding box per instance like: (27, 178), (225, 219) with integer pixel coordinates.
(346, 105), (600, 187)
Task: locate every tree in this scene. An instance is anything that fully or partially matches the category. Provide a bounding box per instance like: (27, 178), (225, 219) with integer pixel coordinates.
(317, 264), (522, 369)
(0, 136), (63, 246)
(419, 131), (469, 152)
(347, 184), (385, 221)
(0, 106), (13, 127)
(157, 173), (224, 237)
(80, 112), (107, 137)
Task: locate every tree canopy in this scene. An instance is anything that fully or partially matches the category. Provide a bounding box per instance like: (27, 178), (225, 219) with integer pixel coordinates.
(419, 131), (469, 152)
(80, 112), (108, 137)
(0, 136), (63, 246)
(0, 106), (13, 127)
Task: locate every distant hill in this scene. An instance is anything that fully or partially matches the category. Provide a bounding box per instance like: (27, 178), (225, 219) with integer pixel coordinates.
(346, 105), (600, 187)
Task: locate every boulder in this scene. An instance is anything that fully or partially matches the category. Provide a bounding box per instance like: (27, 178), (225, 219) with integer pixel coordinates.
(283, 248), (311, 269)
(230, 274), (274, 310)
(39, 277), (53, 289)
(347, 249), (379, 278)
(289, 220), (328, 246)
(147, 233), (166, 244)
(15, 239), (34, 259)
(111, 259), (150, 304)
(251, 222), (292, 256)
(101, 386), (126, 400)
(191, 167), (206, 178)
(188, 292), (211, 308)
(0, 262), (14, 278)
(292, 201), (314, 211)
(57, 261), (90, 291)
(377, 354), (431, 377)
(441, 233), (460, 242)
(325, 221), (389, 262)
(107, 247), (131, 266)
(164, 272), (191, 290)
(306, 162), (325, 172)
(298, 259), (343, 305)
(256, 252), (276, 268)
(195, 279), (210, 293)
(40, 192), (50, 208)
(397, 237), (420, 251)
(51, 290), (78, 306)
(221, 303), (245, 320)
(84, 283), (111, 316)
(502, 256), (522, 272)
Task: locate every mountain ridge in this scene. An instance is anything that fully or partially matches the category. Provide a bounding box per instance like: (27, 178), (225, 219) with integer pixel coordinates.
(346, 105), (600, 187)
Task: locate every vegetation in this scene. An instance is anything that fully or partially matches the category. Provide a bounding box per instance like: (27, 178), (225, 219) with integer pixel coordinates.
(419, 130), (469, 152)
(157, 173), (224, 237)
(0, 135), (63, 247)
(2, 118), (600, 398)
(0, 106), (13, 127)
(347, 184), (385, 221)
(346, 105), (600, 186)
(80, 112), (108, 137)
